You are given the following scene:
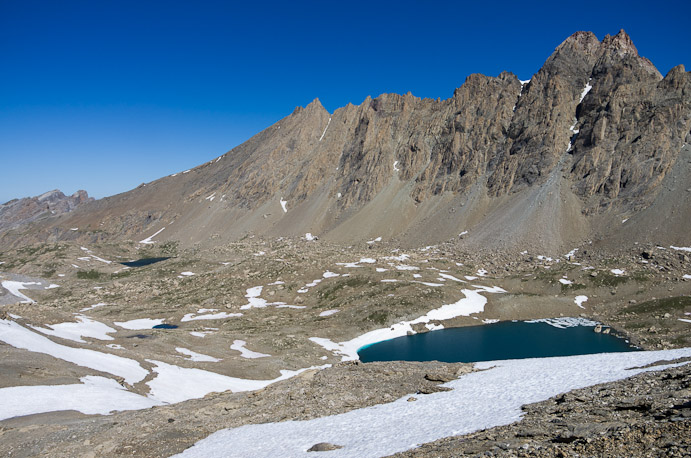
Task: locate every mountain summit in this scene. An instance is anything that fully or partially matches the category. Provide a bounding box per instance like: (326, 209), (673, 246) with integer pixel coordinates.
(4, 31), (690, 253)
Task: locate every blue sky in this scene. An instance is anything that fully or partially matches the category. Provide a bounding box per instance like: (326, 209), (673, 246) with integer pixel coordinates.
(1, 0), (689, 203)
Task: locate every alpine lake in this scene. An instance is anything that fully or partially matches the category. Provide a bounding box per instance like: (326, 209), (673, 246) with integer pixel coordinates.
(358, 319), (638, 364)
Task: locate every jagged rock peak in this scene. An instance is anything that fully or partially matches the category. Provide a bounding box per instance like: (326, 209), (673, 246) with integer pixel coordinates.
(556, 30), (601, 55)
(292, 97), (329, 116)
(601, 29), (638, 57)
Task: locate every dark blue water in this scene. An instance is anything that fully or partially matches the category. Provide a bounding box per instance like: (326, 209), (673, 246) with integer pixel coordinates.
(358, 320), (637, 363)
(120, 257), (170, 267)
(152, 323), (178, 329)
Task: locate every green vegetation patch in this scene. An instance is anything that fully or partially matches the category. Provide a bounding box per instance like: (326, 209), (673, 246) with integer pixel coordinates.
(77, 269), (102, 280)
(623, 296), (691, 315)
(590, 272), (629, 288)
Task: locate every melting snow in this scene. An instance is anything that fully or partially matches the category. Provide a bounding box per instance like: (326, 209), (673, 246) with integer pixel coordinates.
(0, 376), (159, 421)
(181, 312), (242, 322)
(175, 349), (691, 458)
(579, 79), (593, 103)
(319, 117), (331, 141)
(311, 286), (505, 361)
(438, 273), (464, 283)
(139, 227), (166, 245)
(31, 316), (116, 343)
(574, 295), (588, 309)
(610, 269), (626, 276)
(176, 347), (221, 363)
(1, 281), (40, 303)
(558, 278), (573, 285)
(115, 318), (165, 330)
(670, 246), (691, 252)
(0, 319), (148, 384)
(146, 360), (326, 404)
(319, 310), (339, 317)
(393, 161), (400, 171)
(367, 237), (382, 244)
(526, 317), (598, 329)
(231, 340), (270, 359)
(280, 198), (288, 213)
(180, 272), (195, 276)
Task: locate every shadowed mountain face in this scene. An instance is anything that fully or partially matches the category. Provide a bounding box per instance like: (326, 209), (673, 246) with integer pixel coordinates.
(3, 30), (690, 252)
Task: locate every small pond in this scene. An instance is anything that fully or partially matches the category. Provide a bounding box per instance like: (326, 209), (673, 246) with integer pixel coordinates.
(152, 323), (178, 329)
(358, 320), (637, 363)
(120, 257), (170, 268)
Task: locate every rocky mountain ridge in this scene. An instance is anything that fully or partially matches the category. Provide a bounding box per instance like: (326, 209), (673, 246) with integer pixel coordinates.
(2, 30), (689, 252)
(0, 189), (92, 233)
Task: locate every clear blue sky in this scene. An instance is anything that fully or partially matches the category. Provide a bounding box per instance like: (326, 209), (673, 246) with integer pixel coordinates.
(1, 0), (689, 204)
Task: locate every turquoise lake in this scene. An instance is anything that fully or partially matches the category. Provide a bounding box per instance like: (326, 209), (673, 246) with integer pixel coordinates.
(357, 320), (638, 363)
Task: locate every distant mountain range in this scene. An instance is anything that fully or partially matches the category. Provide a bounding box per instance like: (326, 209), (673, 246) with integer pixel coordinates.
(0, 189), (92, 233)
(2, 30), (689, 252)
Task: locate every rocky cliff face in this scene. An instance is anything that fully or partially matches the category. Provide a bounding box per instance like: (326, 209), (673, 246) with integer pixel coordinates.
(0, 190), (93, 233)
(3, 30), (689, 251)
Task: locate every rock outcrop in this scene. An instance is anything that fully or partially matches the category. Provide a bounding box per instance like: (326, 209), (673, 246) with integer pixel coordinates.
(2, 30), (689, 252)
(0, 189), (93, 233)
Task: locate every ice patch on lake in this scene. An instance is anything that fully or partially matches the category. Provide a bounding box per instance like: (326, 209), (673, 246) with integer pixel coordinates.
(526, 317), (598, 329)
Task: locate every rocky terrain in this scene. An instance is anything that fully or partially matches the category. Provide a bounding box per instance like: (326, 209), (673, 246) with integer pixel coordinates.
(0, 236), (689, 456)
(0, 29), (689, 457)
(1, 30), (689, 254)
(0, 190), (93, 233)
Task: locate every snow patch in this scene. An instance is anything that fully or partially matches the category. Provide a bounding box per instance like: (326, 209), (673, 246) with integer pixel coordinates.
(114, 318), (165, 330)
(181, 312), (242, 322)
(574, 295), (588, 309)
(139, 227), (165, 245)
(31, 316), (116, 343)
(0, 376), (159, 421)
(1, 281), (39, 303)
(0, 320), (148, 384)
(174, 349), (691, 458)
(176, 347), (220, 363)
(231, 340), (270, 359)
(318, 117), (331, 141)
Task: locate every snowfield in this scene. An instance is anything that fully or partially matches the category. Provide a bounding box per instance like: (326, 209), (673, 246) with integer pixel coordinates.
(176, 348), (691, 458)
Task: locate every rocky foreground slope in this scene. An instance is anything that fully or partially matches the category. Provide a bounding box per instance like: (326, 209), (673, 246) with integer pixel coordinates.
(1, 30), (689, 253)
